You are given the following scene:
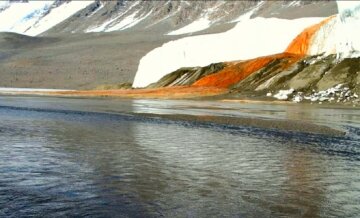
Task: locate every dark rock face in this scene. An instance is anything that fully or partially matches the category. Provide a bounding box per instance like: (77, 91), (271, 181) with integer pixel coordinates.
(287, 55), (335, 91)
(148, 63), (225, 88)
(317, 58), (360, 92)
(47, 1), (257, 35)
(149, 54), (359, 104)
(230, 55), (359, 104)
(253, 0), (337, 19)
(231, 57), (300, 92)
(41, 0), (337, 35)
(231, 55), (359, 94)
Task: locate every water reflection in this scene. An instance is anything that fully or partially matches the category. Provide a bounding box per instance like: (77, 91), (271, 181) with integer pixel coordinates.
(132, 122), (359, 217)
(280, 148), (327, 217)
(0, 96), (359, 217)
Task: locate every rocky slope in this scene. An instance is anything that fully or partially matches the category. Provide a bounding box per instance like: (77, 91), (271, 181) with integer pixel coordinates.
(0, 31), (169, 89)
(232, 55), (360, 104)
(0, 0), (337, 36)
(141, 53), (359, 105)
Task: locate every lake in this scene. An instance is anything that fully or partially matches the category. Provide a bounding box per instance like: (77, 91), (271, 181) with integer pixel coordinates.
(0, 96), (359, 217)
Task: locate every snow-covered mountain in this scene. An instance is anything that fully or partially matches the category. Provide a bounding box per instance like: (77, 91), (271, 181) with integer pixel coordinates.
(0, 0), (337, 36)
(0, 1), (93, 36)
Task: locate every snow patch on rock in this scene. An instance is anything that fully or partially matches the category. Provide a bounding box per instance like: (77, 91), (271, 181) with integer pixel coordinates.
(167, 0), (235, 36)
(269, 84), (359, 105)
(0, 1), (53, 34)
(86, 16), (118, 33)
(86, 1), (140, 33)
(106, 9), (153, 32)
(88, 2), (104, 18)
(231, 1), (264, 23)
(292, 94), (303, 103)
(167, 17), (211, 35)
(0, 1), (93, 36)
(273, 89), (295, 100)
(288, 84), (359, 104)
(25, 1), (93, 36)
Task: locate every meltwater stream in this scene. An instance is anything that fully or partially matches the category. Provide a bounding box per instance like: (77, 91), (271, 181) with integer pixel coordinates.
(0, 96), (359, 217)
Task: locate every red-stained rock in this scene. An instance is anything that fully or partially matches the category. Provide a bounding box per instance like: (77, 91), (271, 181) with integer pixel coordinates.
(192, 53), (301, 88)
(285, 16), (335, 55)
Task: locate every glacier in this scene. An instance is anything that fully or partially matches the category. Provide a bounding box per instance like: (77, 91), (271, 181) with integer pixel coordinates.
(335, 0), (360, 58)
(133, 1), (360, 88)
(132, 17), (324, 88)
(307, 1), (360, 58)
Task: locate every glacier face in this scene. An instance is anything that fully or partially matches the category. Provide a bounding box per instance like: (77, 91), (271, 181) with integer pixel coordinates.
(295, 1), (360, 58)
(132, 17), (324, 88)
(335, 1), (360, 58)
(133, 1), (359, 88)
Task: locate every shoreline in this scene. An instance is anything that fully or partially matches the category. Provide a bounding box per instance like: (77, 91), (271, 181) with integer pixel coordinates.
(0, 87), (359, 109)
(0, 93), (349, 137)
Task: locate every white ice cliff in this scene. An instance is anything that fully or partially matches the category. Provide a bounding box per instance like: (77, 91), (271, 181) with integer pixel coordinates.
(132, 17), (324, 88)
(133, 1), (360, 88)
(335, 1), (360, 58)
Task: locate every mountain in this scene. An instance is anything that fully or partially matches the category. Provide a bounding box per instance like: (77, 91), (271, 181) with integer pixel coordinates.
(0, 1), (93, 36)
(1, 0), (358, 105)
(0, 0), (337, 90)
(0, 0), (337, 36)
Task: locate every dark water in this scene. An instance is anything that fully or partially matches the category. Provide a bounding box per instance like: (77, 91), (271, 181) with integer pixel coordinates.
(0, 96), (359, 217)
